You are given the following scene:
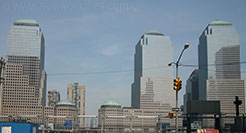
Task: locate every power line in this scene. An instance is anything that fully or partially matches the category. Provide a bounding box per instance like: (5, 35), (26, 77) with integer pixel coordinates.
(180, 61), (246, 67)
(48, 69), (133, 76)
(180, 62), (246, 73)
(47, 61), (246, 76)
(47, 65), (169, 76)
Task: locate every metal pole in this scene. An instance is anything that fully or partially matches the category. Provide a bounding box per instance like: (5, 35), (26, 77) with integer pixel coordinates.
(169, 43), (189, 133)
(45, 116), (48, 132)
(243, 114), (245, 132)
(42, 119), (45, 133)
(101, 117), (103, 133)
(42, 106), (45, 133)
(158, 115), (162, 133)
(175, 64), (178, 133)
(130, 115), (132, 133)
(72, 116), (74, 133)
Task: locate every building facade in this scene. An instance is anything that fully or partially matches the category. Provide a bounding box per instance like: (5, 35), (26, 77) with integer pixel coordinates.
(54, 100), (77, 129)
(48, 90), (60, 106)
(0, 57), (5, 84)
(198, 20), (245, 115)
(1, 19), (47, 118)
(0, 57), (5, 115)
(98, 100), (181, 133)
(67, 83), (85, 127)
(131, 30), (175, 109)
(183, 69), (199, 114)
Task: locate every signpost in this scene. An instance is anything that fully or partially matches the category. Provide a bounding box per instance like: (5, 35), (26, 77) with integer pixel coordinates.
(197, 129), (219, 133)
(64, 121), (72, 128)
(172, 108), (181, 112)
(2, 126), (11, 133)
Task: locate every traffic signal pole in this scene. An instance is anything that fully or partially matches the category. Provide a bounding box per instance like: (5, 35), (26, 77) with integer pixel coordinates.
(175, 63), (179, 133)
(169, 43), (189, 133)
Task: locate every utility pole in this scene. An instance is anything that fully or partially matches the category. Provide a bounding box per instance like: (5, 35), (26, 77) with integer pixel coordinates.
(168, 43), (189, 133)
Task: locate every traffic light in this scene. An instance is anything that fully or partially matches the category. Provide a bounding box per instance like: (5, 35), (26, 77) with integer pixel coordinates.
(168, 112), (175, 119)
(173, 78), (182, 91)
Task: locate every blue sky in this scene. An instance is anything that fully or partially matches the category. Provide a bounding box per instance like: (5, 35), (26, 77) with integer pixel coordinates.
(0, 0), (245, 115)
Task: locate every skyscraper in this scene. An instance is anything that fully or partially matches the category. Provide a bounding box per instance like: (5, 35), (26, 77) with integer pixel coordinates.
(131, 30), (175, 109)
(1, 19), (46, 116)
(183, 69), (199, 113)
(48, 90), (60, 106)
(198, 20), (245, 114)
(67, 83), (85, 127)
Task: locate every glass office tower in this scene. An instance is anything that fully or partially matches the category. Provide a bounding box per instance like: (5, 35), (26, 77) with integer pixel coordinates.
(198, 20), (245, 114)
(131, 30), (175, 109)
(7, 19), (45, 69)
(2, 19), (46, 117)
(183, 69), (199, 114)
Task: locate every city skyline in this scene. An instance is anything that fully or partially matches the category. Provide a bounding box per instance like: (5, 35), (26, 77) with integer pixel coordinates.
(0, 0), (246, 115)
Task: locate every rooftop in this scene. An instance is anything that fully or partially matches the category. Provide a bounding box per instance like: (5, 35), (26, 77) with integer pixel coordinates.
(56, 100), (75, 106)
(14, 19), (39, 26)
(145, 30), (164, 36)
(101, 100), (121, 108)
(209, 20), (232, 26)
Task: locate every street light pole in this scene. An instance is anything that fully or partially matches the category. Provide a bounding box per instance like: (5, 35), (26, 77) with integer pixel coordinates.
(130, 116), (133, 133)
(169, 43), (189, 133)
(101, 116), (104, 133)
